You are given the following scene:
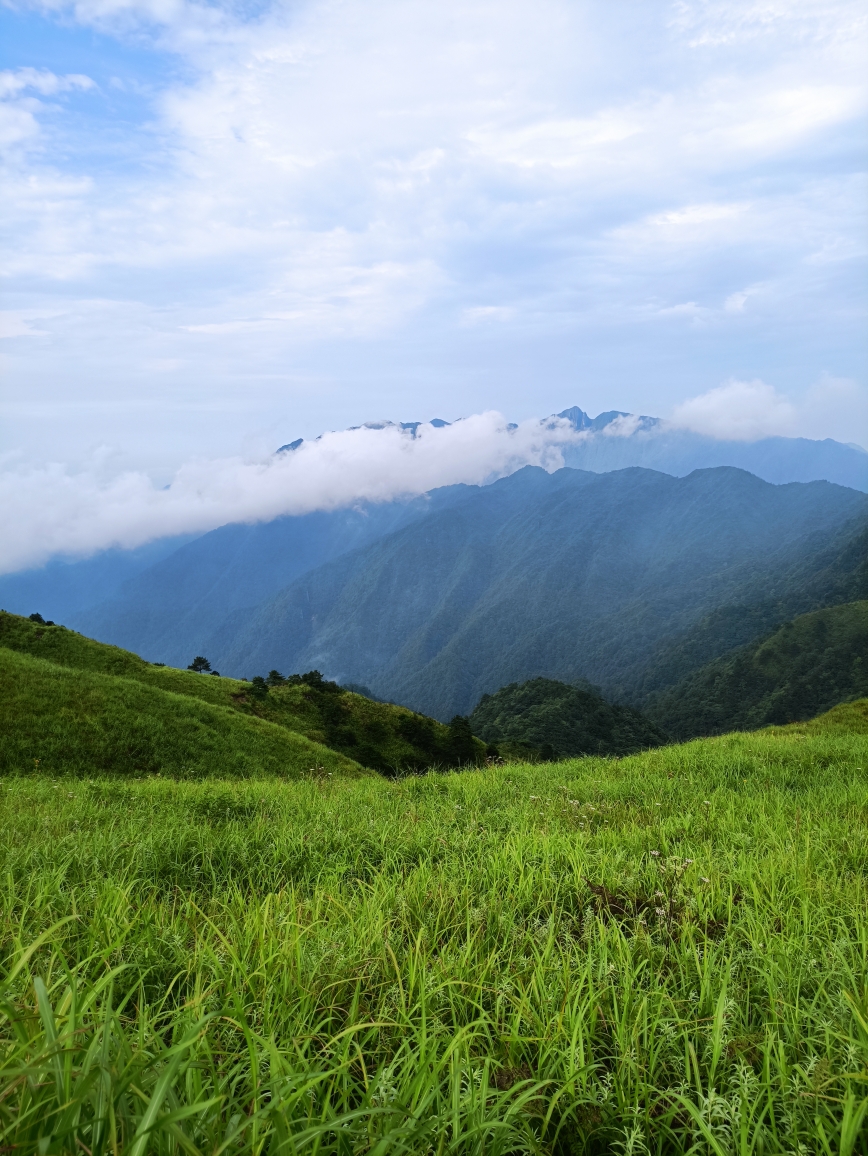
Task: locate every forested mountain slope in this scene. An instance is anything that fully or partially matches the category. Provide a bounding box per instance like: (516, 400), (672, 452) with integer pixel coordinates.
(622, 521), (868, 703)
(214, 466), (868, 718)
(71, 490), (473, 667)
(644, 601), (868, 739)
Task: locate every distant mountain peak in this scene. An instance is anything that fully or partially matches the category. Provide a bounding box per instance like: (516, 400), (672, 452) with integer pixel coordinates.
(276, 417), (453, 453)
(555, 405), (660, 433)
(276, 438), (304, 454)
(276, 406), (658, 455)
(555, 405), (593, 429)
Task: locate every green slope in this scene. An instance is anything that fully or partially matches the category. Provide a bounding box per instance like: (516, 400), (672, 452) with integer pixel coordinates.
(0, 646), (365, 779)
(772, 696), (868, 735)
(0, 612), (485, 772)
(645, 601), (868, 740)
(469, 677), (668, 758)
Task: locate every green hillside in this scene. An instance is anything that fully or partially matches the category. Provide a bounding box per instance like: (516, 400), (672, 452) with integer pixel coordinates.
(469, 677), (668, 758)
(1, 710), (866, 1153)
(645, 601), (868, 739)
(0, 646), (364, 779)
(626, 523), (868, 704)
(0, 612), (485, 773)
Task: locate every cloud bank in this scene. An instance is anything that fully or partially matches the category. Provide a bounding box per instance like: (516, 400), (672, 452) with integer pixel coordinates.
(2, 376), (865, 575)
(671, 379), (798, 440)
(0, 413), (578, 574)
(670, 376), (868, 443)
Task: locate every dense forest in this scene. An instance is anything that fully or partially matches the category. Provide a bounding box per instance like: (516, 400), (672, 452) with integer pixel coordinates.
(469, 677), (667, 759)
(644, 601), (868, 739)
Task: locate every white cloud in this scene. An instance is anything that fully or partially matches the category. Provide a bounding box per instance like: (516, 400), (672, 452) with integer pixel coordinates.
(651, 202), (747, 227)
(723, 285), (763, 312)
(0, 68), (94, 100)
(0, 68), (95, 152)
(465, 111), (642, 170)
(669, 376), (868, 444)
(0, 412), (581, 574)
(670, 379), (798, 439)
(670, 0), (868, 48)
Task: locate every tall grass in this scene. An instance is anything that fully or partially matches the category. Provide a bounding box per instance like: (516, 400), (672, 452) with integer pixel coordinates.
(1, 724), (867, 1153)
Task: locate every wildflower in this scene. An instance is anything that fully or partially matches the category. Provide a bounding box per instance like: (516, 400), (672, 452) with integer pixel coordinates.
(650, 850), (660, 857)
(655, 890), (665, 898)
(683, 858), (694, 865)
(700, 876), (711, 884)
(655, 907), (666, 917)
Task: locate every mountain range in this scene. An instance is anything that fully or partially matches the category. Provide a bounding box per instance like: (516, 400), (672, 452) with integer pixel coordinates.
(202, 465), (866, 718)
(556, 407), (867, 491)
(1, 404), (866, 726)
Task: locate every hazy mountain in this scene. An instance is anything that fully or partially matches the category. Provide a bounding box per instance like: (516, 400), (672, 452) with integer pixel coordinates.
(212, 466), (868, 718)
(555, 407), (868, 491)
(0, 536), (196, 624)
(69, 487), (474, 666)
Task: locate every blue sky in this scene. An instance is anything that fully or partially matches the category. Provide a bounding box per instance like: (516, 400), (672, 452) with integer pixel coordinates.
(1, 0), (866, 477)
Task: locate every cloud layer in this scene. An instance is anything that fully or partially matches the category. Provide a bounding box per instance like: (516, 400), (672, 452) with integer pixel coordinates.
(2, 372), (866, 575)
(0, 413), (578, 573)
(671, 376), (868, 443)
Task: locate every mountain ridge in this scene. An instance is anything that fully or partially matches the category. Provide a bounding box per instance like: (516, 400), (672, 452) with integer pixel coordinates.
(1, 404), (864, 668)
(210, 465), (868, 719)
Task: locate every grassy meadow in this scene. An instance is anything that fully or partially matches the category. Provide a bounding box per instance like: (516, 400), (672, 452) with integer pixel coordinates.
(1, 702), (867, 1153)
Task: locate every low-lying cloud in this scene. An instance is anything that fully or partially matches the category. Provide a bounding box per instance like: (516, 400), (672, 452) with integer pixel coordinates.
(3, 380), (865, 577)
(0, 413), (578, 575)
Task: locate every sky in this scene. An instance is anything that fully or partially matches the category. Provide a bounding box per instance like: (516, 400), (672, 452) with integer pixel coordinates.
(0, 0), (867, 572)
